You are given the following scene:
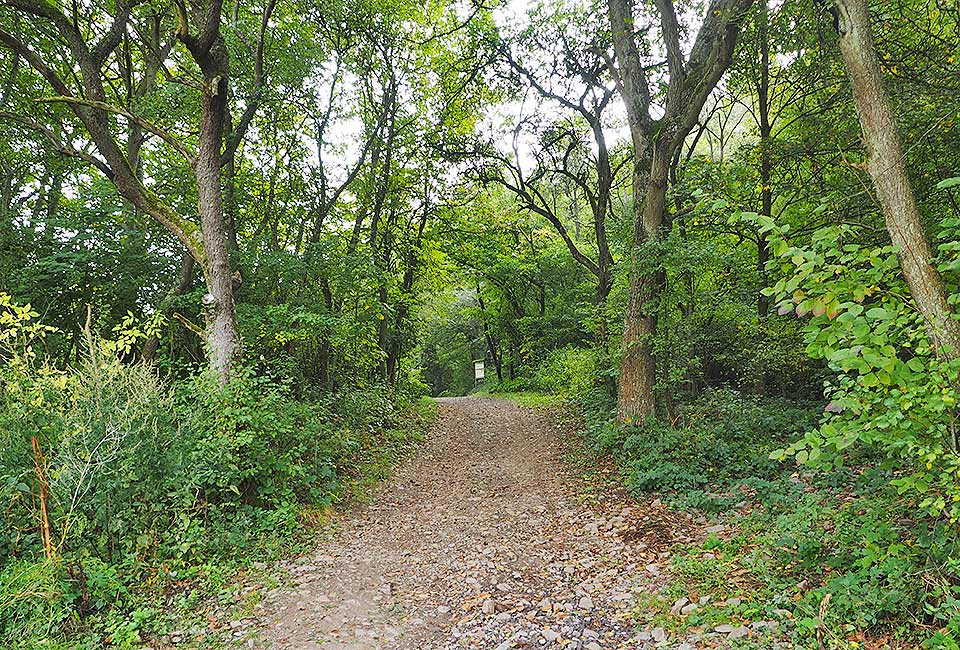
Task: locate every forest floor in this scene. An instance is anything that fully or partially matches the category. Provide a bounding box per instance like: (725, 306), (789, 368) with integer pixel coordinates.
(232, 397), (753, 649)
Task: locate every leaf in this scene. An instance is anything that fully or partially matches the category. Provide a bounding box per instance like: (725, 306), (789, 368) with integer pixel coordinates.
(936, 176), (960, 189)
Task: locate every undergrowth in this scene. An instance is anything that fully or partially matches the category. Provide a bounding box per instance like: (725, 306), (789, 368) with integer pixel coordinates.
(570, 387), (960, 648)
(0, 304), (436, 648)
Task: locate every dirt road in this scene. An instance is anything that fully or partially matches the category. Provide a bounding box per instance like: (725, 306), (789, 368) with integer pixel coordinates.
(248, 397), (681, 649)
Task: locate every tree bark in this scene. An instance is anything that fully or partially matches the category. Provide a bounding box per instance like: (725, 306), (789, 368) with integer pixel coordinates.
(756, 0), (772, 319)
(607, 0), (753, 423)
(196, 60), (241, 383)
(835, 0), (960, 358)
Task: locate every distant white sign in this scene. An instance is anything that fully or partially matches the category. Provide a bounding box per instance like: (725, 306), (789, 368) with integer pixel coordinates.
(473, 360), (485, 380)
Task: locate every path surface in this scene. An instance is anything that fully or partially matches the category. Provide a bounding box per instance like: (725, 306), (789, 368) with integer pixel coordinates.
(247, 397), (689, 649)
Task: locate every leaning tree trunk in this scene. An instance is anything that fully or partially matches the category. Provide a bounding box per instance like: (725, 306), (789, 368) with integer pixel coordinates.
(835, 0), (960, 358)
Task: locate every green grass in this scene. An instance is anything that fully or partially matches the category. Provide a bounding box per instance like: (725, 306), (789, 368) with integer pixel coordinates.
(479, 389), (563, 409)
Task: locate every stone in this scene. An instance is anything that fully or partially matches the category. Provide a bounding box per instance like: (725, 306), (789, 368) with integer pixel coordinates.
(542, 628), (561, 643)
(482, 599), (496, 614)
(728, 626), (750, 639)
(651, 627), (667, 643)
(714, 624), (735, 633)
(670, 597), (689, 615)
(680, 603), (698, 615)
(585, 644), (602, 650)
(725, 597), (742, 607)
(577, 595), (594, 610)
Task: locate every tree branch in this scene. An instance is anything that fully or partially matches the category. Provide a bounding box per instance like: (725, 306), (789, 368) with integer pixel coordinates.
(36, 95), (196, 165)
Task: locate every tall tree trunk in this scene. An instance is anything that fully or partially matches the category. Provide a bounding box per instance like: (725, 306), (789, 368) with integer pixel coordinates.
(607, 0), (752, 423)
(619, 144), (671, 422)
(756, 1), (772, 319)
(835, 0), (960, 358)
(196, 48), (241, 384)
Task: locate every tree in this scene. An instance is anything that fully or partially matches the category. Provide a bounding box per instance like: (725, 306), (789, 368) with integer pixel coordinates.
(833, 0), (960, 358)
(606, 0), (755, 423)
(0, 0), (275, 383)
(479, 3), (622, 314)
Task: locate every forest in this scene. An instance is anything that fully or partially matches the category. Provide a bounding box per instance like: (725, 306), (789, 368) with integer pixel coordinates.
(1, 0), (959, 647)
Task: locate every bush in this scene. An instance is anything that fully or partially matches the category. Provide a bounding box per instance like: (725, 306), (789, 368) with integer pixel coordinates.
(580, 388), (816, 498)
(533, 346), (602, 395)
(0, 296), (433, 647)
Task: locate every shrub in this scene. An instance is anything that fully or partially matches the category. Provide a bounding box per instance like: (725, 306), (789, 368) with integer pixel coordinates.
(0, 296), (433, 646)
(581, 388), (815, 497)
(752, 216), (960, 522)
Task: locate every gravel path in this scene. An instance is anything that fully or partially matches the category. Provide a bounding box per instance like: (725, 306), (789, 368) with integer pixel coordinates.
(247, 397), (693, 649)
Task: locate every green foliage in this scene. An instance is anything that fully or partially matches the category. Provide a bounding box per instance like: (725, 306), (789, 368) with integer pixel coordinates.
(533, 346), (605, 396)
(583, 389), (815, 501)
(0, 299), (434, 647)
(757, 217), (960, 521)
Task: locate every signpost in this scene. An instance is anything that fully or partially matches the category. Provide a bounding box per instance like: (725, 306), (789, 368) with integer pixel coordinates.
(473, 359), (485, 384)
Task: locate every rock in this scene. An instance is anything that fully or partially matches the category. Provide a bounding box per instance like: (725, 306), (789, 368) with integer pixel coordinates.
(680, 603), (698, 615)
(437, 605), (451, 614)
(698, 595), (711, 605)
(542, 628), (561, 643)
(725, 597), (742, 607)
(482, 599), (496, 614)
(728, 625), (750, 639)
(229, 620), (243, 630)
(651, 627), (667, 643)
(704, 524), (727, 534)
(645, 564), (661, 575)
(577, 595), (594, 610)
(494, 640), (514, 650)
(585, 644), (602, 650)
(714, 624), (735, 633)
(670, 597), (689, 615)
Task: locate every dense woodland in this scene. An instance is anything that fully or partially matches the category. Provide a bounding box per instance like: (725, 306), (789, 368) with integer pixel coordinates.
(1, 0), (960, 646)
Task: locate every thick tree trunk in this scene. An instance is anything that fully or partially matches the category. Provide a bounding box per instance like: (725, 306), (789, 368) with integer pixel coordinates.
(835, 0), (960, 358)
(607, 0), (752, 423)
(196, 52), (241, 384)
(618, 145), (670, 422)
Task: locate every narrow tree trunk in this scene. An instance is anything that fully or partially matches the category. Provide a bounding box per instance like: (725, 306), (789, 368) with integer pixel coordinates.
(477, 287), (504, 383)
(835, 0), (960, 358)
(143, 252), (195, 363)
(756, 1), (772, 319)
